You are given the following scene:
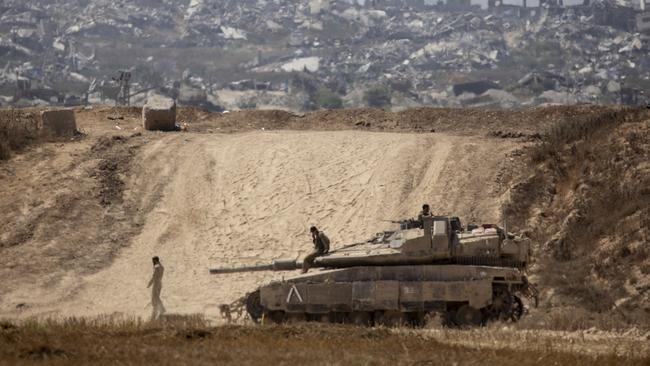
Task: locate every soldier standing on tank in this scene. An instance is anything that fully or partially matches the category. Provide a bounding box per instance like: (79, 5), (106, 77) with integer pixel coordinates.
(302, 226), (330, 273)
(147, 256), (166, 320)
(418, 204), (432, 228)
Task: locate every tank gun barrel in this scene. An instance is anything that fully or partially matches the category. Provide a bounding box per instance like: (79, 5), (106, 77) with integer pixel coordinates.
(209, 258), (300, 274)
(382, 218), (421, 230)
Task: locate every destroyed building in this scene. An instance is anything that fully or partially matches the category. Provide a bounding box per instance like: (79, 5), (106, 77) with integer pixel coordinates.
(0, 0), (648, 110)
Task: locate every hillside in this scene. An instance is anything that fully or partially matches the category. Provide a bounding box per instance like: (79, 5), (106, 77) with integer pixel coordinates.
(505, 107), (650, 328)
(0, 105), (648, 331)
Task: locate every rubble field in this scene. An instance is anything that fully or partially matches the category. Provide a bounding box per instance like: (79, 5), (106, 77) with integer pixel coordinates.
(2, 0), (650, 110)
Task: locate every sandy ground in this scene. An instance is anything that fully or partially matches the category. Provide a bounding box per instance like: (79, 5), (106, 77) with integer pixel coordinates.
(0, 129), (521, 320)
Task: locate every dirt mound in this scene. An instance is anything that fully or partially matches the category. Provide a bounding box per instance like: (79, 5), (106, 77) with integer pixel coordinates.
(38, 104), (617, 138)
(184, 105), (618, 137)
(90, 134), (143, 206)
(304, 108), (397, 129)
(396, 105), (612, 135)
(504, 107), (650, 327)
(0, 131), (153, 313)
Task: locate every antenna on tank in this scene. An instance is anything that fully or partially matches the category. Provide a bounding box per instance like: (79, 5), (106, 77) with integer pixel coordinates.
(501, 206), (508, 238)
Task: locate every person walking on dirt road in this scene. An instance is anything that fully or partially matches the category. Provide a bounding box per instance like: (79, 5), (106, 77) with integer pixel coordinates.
(147, 256), (166, 320)
(302, 226), (330, 273)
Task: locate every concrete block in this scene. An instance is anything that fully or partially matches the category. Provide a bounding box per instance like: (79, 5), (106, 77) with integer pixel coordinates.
(143, 96), (176, 131)
(41, 109), (77, 136)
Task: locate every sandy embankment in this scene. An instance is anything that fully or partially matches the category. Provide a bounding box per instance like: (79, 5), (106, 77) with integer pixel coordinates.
(1, 130), (521, 319)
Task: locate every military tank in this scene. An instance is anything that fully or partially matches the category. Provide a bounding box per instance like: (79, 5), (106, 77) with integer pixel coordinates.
(210, 216), (537, 327)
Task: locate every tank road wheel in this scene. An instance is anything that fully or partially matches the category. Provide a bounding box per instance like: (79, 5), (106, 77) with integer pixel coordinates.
(286, 313), (307, 323)
(245, 290), (264, 323)
(487, 288), (514, 321)
(406, 312), (426, 328)
(312, 313), (333, 323)
(441, 309), (457, 327)
(349, 311), (373, 326)
(486, 288), (525, 323)
(375, 311), (407, 327)
(266, 311), (285, 324)
(454, 305), (483, 327)
(510, 296), (524, 322)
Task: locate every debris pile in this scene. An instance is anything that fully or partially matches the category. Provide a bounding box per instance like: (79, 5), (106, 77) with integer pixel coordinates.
(1, 0), (649, 110)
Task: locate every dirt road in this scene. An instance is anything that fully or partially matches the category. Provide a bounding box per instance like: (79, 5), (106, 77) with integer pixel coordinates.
(0, 130), (521, 319)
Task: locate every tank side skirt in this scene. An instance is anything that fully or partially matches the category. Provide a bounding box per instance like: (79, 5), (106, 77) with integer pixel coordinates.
(260, 278), (515, 314)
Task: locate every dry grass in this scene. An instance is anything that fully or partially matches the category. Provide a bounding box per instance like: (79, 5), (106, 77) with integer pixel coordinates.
(0, 109), (41, 160)
(504, 107), (650, 328)
(528, 107), (645, 164)
(414, 323), (650, 360)
(0, 316), (648, 366)
(0, 108), (85, 161)
(515, 306), (635, 332)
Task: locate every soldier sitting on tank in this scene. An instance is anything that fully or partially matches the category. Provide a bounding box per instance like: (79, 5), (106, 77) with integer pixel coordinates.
(417, 204), (432, 228)
(302, 226), (330, 273)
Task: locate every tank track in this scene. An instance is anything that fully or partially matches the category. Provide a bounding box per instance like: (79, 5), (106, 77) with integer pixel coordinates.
(238, 285), (533, 328)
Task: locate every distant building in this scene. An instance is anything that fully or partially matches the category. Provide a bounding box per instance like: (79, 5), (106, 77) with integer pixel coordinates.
(310, 0), (331, 14)
(638, 11), (650, 33)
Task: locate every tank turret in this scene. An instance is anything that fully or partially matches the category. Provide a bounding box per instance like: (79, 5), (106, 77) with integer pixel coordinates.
(210, 216), (530, 274)
(315, 215), (529, 268)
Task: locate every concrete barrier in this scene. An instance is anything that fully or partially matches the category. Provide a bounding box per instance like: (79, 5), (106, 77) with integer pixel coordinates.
(143, 96), (176, 131)
(41, 109), (77, 136)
